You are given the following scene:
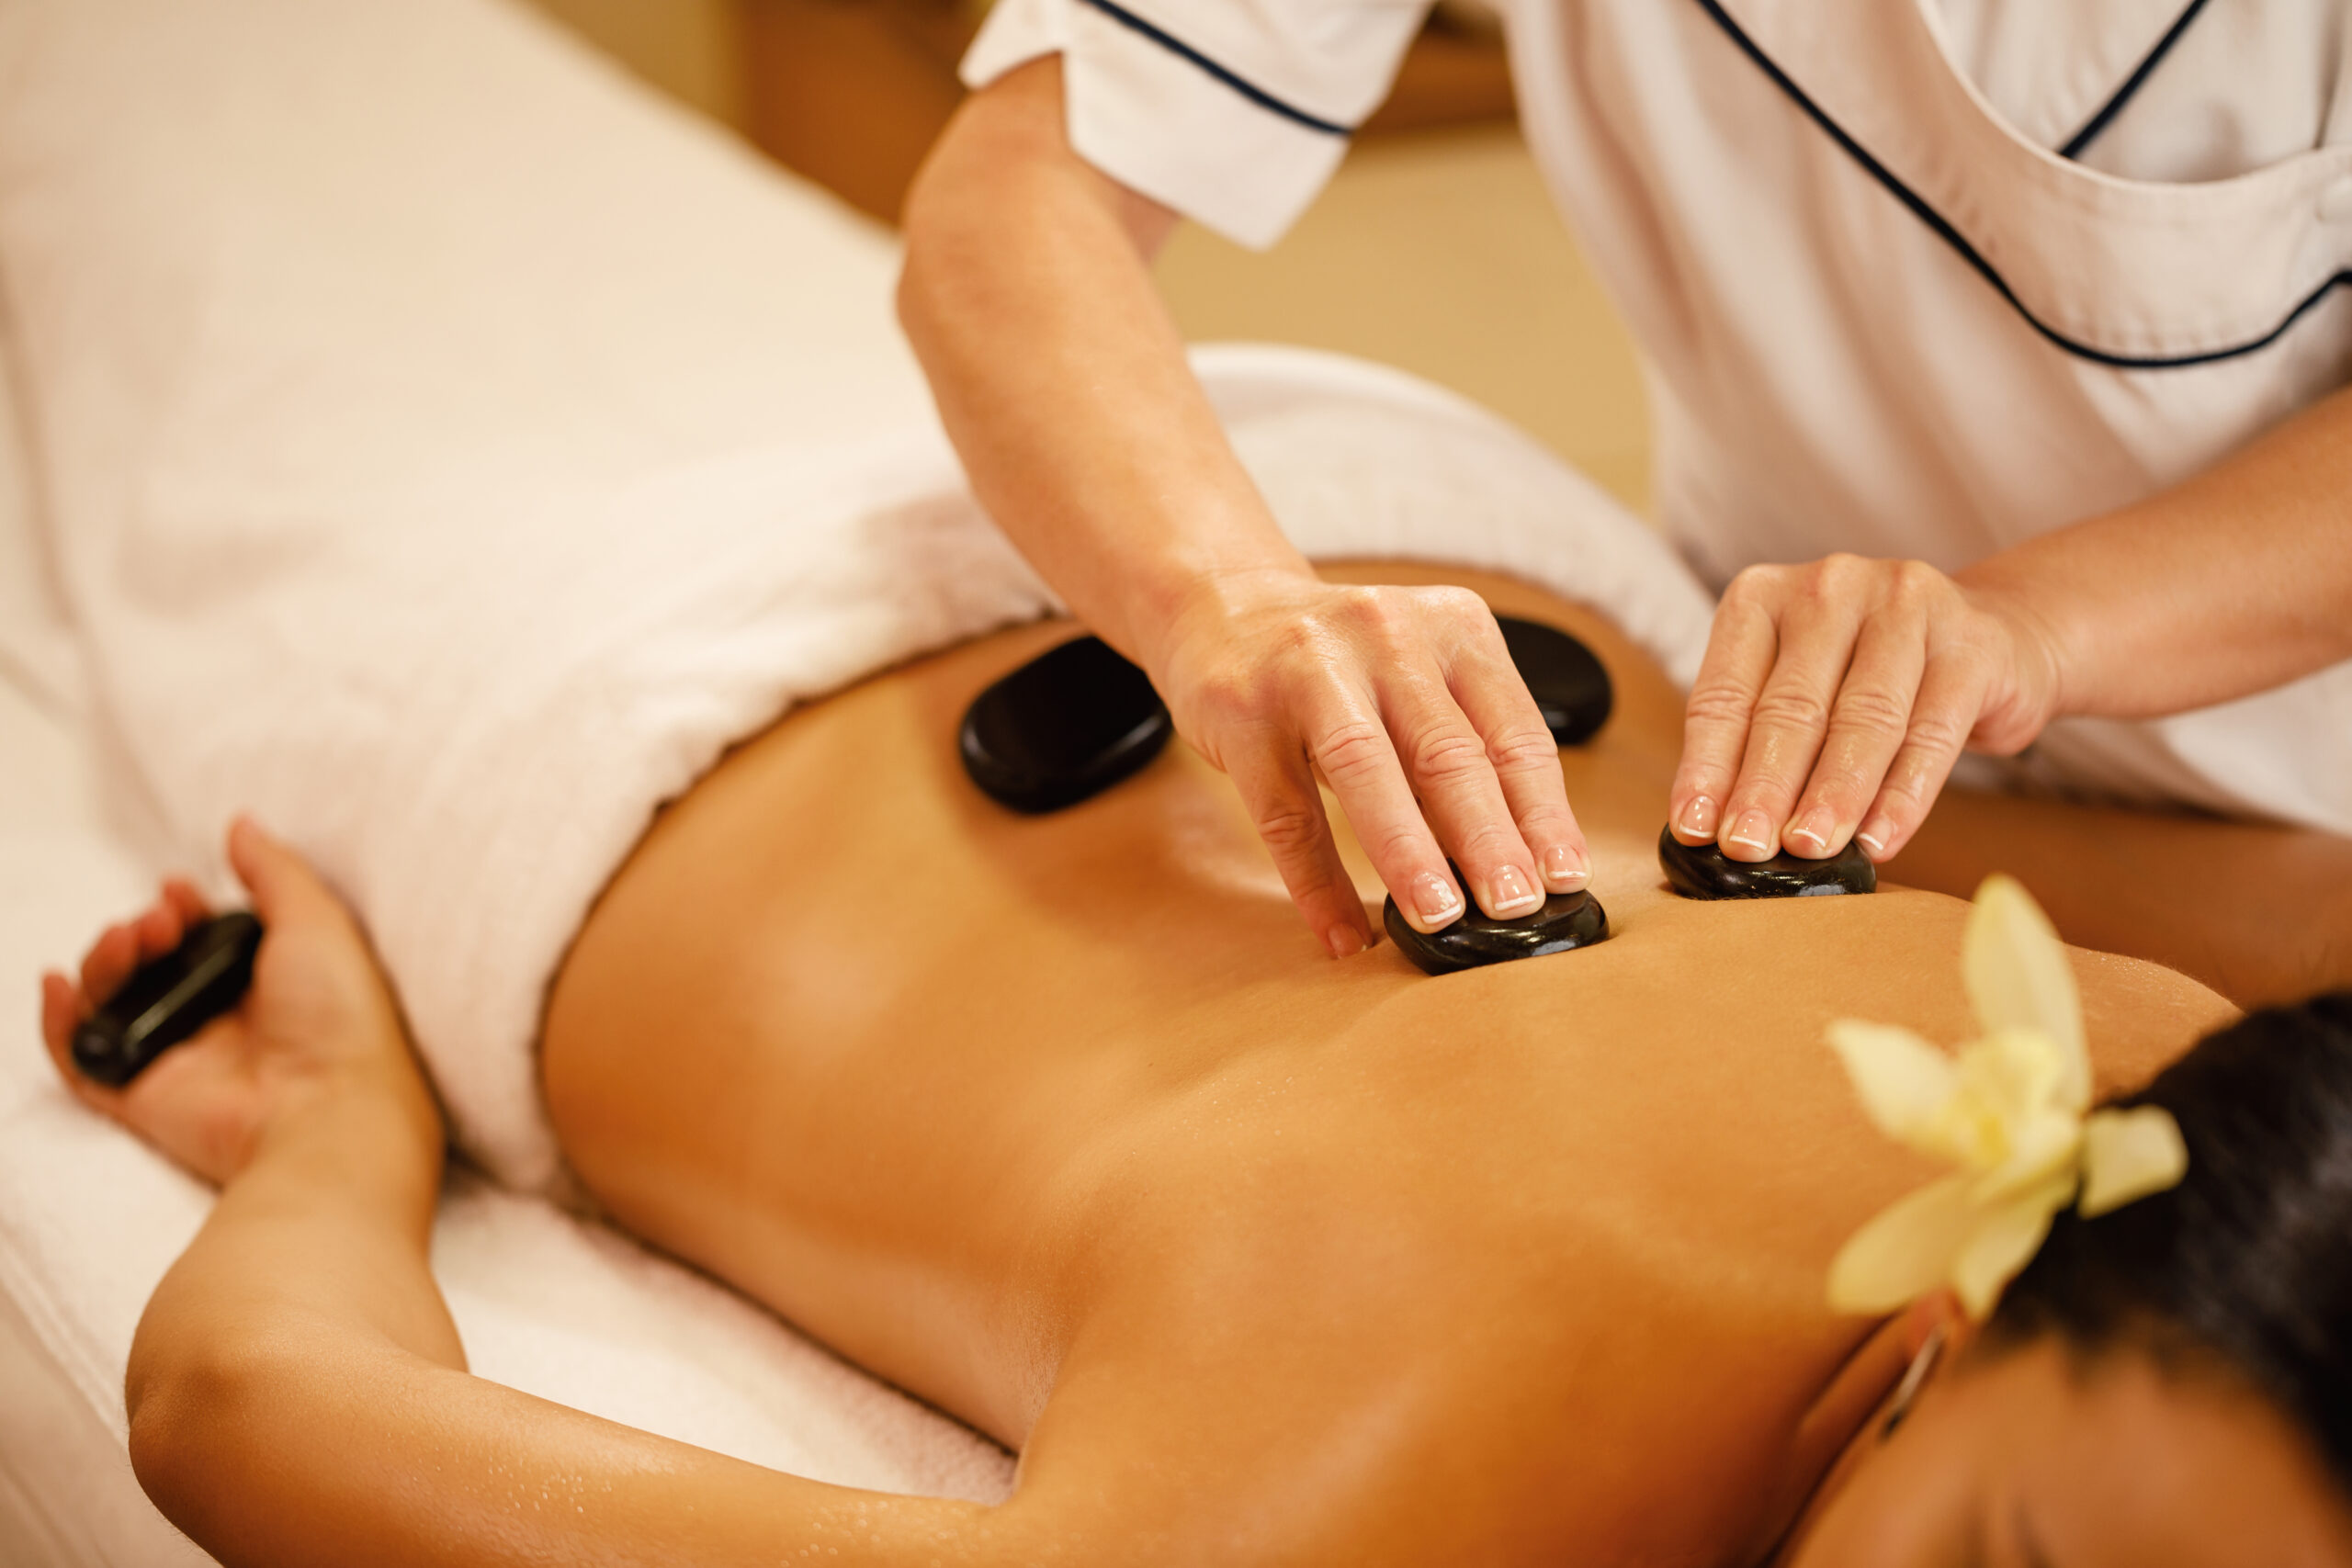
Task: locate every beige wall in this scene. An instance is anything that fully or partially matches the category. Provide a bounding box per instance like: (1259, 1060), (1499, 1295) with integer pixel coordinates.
(513, 5), (1651, 511)
(1156, 127), (1649, 513)
(517, 0), (746, 126)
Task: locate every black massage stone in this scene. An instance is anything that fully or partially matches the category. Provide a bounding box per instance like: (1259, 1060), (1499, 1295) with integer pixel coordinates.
(73, 911), (264, 1088)
(960, 636), (1174, 814)
(1384, 874), (1610, 976)
(961, 615), (1611, 817)
(1494, 615), (1612, 746)
(1656, 825), (1876, 900)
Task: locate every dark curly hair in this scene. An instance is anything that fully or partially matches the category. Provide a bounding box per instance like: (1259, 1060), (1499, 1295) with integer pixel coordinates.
(1984, 991), (2352, 1493)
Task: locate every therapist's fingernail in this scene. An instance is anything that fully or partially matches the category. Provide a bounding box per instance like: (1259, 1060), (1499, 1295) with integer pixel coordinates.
(1412, 872), (1464, 928)
(1678, 795), (1718, 840)
(1543, 844), (1589, 889)
(1725, 809), (1774, 859)
(1327, 924), (1365, 960)
(1786, 807), (1834, 856)
(1487, 864), (1541, 917)
(1856, 817), (1895, 861)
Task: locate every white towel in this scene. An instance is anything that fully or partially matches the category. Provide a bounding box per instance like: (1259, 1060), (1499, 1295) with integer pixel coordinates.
(0, 0), (1716, 1190)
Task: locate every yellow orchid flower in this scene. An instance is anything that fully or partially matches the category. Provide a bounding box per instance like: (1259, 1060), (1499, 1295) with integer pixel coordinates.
(1826, 875), (2188, 1320)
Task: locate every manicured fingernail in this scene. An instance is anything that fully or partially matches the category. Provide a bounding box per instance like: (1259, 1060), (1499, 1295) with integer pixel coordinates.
(1725, 809), (1774, 858)
(1857, 817), (1894, 860)
(1786, 807), (1834, 856)
(1487, 864), (1541, 916)
(1412, 872), (1464, 927)
(1542, 844), (1589, 889)
(1328, 925), (1365, 960)
(1678, 794), (1718, 840)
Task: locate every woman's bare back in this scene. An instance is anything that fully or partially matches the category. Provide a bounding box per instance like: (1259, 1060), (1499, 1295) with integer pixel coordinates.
(542, 566), (2234, 1563)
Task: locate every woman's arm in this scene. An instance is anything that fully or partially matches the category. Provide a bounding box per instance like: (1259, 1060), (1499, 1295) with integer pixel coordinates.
(1667, 384), (2352, 866)
(899, 58), (1591, 956)
(43, 822), (1011, 1568)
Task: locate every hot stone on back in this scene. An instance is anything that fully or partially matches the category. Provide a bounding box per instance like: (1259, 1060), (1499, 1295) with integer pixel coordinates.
(1657, 825), (1876, 900)
(1384, 867), (1611, 976)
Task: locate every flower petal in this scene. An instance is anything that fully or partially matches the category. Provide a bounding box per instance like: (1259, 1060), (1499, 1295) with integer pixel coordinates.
(1963, 876), (2088, 1111)
(1969, 1108), (2085, 1203)
(1928, 1028), (2068, 1171)
(1953, 1028), (2066, 1122)
(1827, 1174), (1976, 1315)
(1950, 1176), (2075, 1320)
(1827, 1021), (1958, 1147)
(2080, 1106), (2189, 1218)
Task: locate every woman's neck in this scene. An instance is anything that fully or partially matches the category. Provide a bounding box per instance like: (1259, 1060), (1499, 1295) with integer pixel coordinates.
(1756, 1314), (1917, 1565)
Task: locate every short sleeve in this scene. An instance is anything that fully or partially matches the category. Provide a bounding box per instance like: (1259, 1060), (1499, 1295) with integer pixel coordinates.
(962, 0), (1432, 250)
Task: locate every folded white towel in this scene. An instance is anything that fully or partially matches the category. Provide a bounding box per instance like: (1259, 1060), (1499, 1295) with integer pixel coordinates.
(0, 0), (1716, 1190)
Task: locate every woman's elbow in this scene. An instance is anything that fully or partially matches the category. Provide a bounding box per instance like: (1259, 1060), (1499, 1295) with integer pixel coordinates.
(125, 1329), (270, 1532)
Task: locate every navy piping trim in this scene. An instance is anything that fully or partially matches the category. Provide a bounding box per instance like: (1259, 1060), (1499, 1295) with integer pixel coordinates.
(1691, 0), (2350, 370)
(2059, 0), (2212, 160)
(1074, 0), (1352, 138)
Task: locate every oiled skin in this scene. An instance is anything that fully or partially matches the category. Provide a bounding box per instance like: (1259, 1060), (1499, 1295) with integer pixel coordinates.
(542, 565), (2234, 1565)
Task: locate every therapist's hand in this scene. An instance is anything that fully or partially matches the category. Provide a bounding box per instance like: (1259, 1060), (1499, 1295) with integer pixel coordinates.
(1666, 555), (2061, 864)
(1157, 570), (1591, 956)
(902, 61), (1588, 956)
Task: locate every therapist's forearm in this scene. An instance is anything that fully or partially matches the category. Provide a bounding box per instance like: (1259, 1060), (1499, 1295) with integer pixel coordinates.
(1959, 384), (2352, 722)
(897, 57), (1313, 671)
(897, 58), (1589, 947)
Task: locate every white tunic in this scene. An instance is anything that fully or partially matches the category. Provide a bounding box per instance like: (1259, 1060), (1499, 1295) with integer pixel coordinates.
(965, 0), (2352, 836)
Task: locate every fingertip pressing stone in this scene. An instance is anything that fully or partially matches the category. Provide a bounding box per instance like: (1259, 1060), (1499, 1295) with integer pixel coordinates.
(1384, 876), (1611, 976)
(1657, 824), (1876, 900)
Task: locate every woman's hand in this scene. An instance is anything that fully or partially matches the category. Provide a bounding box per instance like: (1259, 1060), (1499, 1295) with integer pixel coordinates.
(40, 817), (435, 1185)
(1667, 555), (2061, 865)
(1157, 570), (1591, 956)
